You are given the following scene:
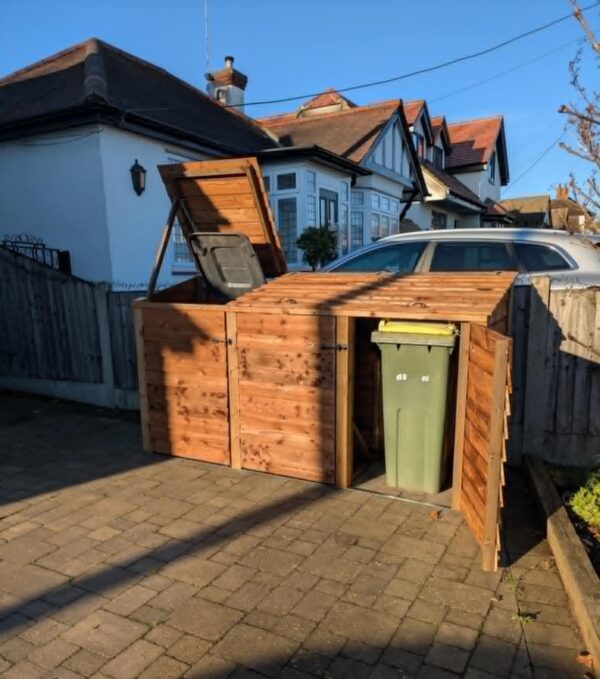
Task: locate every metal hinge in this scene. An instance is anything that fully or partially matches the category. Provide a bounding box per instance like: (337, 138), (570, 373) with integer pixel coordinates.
(319, 343), (348, 351)
(211, 337), (233, 345)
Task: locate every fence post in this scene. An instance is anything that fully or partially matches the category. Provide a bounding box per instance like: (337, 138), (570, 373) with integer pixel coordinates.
(93, 283), (116, 408)
(522, 276), (551, 458)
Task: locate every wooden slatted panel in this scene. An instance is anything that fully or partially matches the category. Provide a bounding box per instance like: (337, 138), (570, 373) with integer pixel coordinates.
(460, 323), (511, 571)
(158, 158), (286, 278)
(235, 313), (336, 483)
(228, 272), (515, 324)
(139, 305), (230, 465)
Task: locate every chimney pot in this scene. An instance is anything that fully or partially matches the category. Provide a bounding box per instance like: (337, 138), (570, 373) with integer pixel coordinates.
(225, 55), (234, 68)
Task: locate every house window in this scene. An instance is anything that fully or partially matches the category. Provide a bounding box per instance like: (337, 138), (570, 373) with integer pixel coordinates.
(351, 211), (364, 249)
(489, 152), (497, 183)
(277, 197), (298, 263)
(340, 181), (349, 203)
(431, 211), (448, 230)
(351, 191), (364, 206)
(412, 132), (425, 159)
(263, 175), (270, 191)
(307, 195), (317, 227)
(307, 170), (316, 193)
(277, 172), (296, 191)
(371, 193), (380, 209)
(319, 189), (338, 228)
(433, 147), (444, 170)
(371, 213), (380, 241)
(173, 224), (194, 265)
(380, 215), (390, 238)
(339, 205), (349, 255)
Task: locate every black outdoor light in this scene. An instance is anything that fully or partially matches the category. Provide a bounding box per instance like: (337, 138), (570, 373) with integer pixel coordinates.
(130, 159), (147, 196)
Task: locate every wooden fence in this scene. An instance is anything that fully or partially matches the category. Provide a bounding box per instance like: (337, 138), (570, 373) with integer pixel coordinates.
(0, 247), (139, 408)
(1, 246), (598, 467)
(510, 278), (600, 467)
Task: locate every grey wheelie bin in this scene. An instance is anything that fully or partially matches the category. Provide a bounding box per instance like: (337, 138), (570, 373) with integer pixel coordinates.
(371, 321), (457, 493)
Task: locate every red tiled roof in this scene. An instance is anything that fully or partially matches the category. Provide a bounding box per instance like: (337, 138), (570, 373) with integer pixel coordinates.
(257, 99), (401, 163)
(446, 116), (503, 168)
(404, 100), (425, 125)
(301, 88), (356, 110)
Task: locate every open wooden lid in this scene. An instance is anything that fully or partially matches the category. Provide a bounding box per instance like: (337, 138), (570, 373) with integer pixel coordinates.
(158, 157), (287, 278)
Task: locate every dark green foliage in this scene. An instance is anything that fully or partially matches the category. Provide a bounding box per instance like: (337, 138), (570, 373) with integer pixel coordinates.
(296, 226), (338, 271)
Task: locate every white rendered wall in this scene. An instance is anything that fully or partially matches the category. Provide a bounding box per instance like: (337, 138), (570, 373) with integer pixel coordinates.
(98, 127), (207, 289)
(0, 125), (112, 281)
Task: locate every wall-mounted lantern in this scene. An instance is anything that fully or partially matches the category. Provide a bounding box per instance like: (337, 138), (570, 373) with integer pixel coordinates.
(130, 159), (147, 196)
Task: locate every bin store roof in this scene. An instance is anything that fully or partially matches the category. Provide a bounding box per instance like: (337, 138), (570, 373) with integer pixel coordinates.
(227, 271), (515, 324)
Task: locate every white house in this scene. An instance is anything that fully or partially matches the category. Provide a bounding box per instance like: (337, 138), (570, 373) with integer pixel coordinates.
(256, 90), (512, 246)
(0, 39), (280, 288)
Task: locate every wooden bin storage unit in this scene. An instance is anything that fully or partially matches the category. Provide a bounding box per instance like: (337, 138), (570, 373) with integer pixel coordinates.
(134, 158), (514, 570)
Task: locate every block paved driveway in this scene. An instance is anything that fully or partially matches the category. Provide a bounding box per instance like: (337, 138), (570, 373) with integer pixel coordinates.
(0, 393), (587, 678)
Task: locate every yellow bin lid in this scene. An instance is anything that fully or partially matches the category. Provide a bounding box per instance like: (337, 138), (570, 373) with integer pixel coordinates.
(377, 321), (457, 336)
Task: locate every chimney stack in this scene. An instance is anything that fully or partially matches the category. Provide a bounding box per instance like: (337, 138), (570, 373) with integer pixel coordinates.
(205, 56), (248, 111)
(555, 184), (569, 200)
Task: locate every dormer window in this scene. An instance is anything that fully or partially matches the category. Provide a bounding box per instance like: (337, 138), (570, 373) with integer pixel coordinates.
(432, 146), (444, 170)
(489, 152), (497, 183)
(412, 132), (425, 159)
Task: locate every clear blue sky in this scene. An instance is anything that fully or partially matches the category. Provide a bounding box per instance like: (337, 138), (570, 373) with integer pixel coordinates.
(1, 0), (597, 198)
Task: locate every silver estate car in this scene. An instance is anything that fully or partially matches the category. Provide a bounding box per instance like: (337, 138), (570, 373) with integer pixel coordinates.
(325, 228), (600, 289)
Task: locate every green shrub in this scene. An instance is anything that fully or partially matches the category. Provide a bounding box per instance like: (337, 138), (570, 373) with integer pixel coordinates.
(296, 226), (338, 271)
(569, 471), (600, 527)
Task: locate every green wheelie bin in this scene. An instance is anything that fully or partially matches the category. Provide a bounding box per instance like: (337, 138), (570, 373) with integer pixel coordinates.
(371, 321), (457, 494)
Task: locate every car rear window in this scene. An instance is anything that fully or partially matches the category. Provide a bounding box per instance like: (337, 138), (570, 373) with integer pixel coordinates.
(513, 243), (571, 272)
(430, 242), (518, 272)
(333, 242), (426, 273)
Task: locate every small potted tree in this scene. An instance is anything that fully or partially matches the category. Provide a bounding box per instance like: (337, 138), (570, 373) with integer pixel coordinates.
(296, 226), (338, 271)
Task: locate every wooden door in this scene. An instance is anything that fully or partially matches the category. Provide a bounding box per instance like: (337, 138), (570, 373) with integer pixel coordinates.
(136, 304), (230, 464)
(453, 323), (512, 571)
(234, 313), (337, 483)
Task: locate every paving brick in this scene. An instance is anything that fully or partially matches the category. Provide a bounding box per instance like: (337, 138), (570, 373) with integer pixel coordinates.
(293, 589), (336, 622)
(257, 586), (304, 616)
(321, 601), (399, 648)
(62, 610), (147, 658)
(314, 578), (347, 597)
(389, 617), (436, 656)
(63, 648), (106, 676)
(168, 598), (243, 641)
(0, 636), (36, 662)
(395, 559), (435, 585)
(282, 571), (319, 592)
(129, 605), (169, 626)
(146, 582), (197, 611)
(300, 551), (364, 584)
(384, 578), (420, 602)
(302, 625), (345, 656)
(340, 639), (381, 665)
(167, 634), (210, 664)
(2, 659), (46, 678)
(160, 555), (226, 588)
(419, 577), (493, 616)
(372, 594), (411, 619)
(327, 655), (372, 678)
(144, 624), (183, 649)
(212, 623), (298, 677)
(28, 638), (79, 669)
(20, 618), (70, 645)
(211, 565), (256, 592)
(226, 582), (271, 613)
(103, 584), (156, 616)
(369, 662), (414, 679)
(482, 607), (523, 644)
(425, 642), (469, 673)
(239, 546), (304, 577)
(408, 599), (447, 626)
(138, 655), (189, 679)
(184, 653), (236, 678)
(434, 621), (478, 651)
(100, 639), (163, 679)
(469, 634), (516, 677)
(287, 648), (332, 676)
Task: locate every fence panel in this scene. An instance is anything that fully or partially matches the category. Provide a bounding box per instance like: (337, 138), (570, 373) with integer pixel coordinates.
(0, 248), (102, 382)
(511, 280), (600, 467)
(108, 291), (141, 390)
